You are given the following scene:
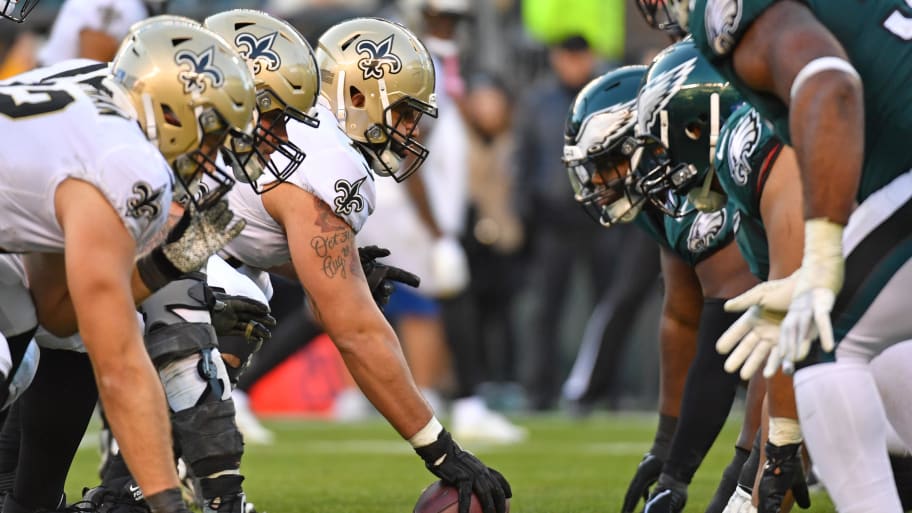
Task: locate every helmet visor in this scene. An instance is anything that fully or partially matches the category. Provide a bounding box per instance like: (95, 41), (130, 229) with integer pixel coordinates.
(369, 96), (438, 182)
(565, 144), (644, 226)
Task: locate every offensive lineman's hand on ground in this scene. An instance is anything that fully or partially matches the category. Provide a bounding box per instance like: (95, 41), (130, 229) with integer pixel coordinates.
(415, 428), (511, 513)
(621, 452), (663, 513)
(758, 442), (811, 513)
(137, 200), (246, 291)
(716, 275), (795, 379)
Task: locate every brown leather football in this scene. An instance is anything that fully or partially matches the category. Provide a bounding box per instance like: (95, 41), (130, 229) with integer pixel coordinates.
(413, 481), (510, 513)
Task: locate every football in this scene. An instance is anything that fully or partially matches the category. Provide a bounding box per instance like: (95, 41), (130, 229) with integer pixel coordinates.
(413, 481), (510, 513)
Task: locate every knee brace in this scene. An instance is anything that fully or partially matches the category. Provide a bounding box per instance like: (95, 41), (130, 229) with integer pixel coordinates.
(171, 398), (244, 479)
(158, 348), (231, 412)
(140, 275), (213, 334)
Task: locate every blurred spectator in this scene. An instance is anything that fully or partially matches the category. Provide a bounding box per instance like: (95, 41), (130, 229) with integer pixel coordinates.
(38, 0), (165, 66)
(512, 35), (628, 411)
(460, 73), (525, 388)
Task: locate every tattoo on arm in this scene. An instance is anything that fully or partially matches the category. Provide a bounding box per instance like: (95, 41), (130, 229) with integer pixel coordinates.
(310, 197), (359, 279)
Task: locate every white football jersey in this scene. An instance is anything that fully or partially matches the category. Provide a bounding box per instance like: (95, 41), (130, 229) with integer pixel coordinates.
(0, 64), (173, 254)
(221, 101), (375, 270)
(37, 0), (149, 66)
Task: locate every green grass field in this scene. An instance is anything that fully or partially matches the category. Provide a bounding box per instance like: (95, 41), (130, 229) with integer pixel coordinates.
(64, 414), (834, 513)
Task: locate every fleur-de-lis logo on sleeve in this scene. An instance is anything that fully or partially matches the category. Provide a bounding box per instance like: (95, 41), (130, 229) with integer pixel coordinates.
(235, 31), (282, 75)
(333, 177), (366, 215)
(127, 181), (164, 219)
(356, 35), (402, 80)
(175, 46), (225, 94)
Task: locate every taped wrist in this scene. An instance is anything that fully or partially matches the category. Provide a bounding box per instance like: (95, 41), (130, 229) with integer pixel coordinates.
(651, 414), (678, 461)
(137, 247), (183, 293)
(797, 218), (844, 293)
(414, 427), (453, 467)
(768, 416), (802, 446)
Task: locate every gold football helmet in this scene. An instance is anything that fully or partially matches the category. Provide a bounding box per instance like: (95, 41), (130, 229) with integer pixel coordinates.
(316, 17), (438, 182)
(205, 9), (321, 192)
(128, 14), (200, 35)
(111, 18), (257, 207)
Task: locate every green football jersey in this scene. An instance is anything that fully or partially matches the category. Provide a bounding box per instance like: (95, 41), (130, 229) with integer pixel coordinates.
(689, 0), (912, 202)
(714, 103), (786, 280)
(632, 199), (739, 267)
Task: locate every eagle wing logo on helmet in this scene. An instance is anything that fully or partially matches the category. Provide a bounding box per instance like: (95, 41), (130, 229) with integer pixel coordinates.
(727, 108), (761, 186)
(175, 46), (225, 94)
(637, 57), (698, 135)
(127, 181), (164, 219)
(235, 31), (281, 75)
(334, 177), (367, 215)
(687, 209), (726, 253)
(356, 35), (402, 80)
(579, 99), (637, 152)
(705, 0), (743, 56)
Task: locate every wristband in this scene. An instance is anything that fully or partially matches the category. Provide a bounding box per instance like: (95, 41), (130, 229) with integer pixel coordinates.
(136, 246), (182, 292)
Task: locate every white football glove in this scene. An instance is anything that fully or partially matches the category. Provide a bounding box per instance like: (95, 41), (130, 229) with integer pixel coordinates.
(716, 274), (795, 379)
(722, 487), (757, 513)
(779, 219), (844, 374)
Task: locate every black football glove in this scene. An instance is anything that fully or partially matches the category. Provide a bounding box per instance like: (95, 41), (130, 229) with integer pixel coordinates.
(621, 452), (664, 513)
(358, 246), (420, 308)
(208, 288), (276, 352)
(758, 441), (811, 513)
(414, 428), (511, 513)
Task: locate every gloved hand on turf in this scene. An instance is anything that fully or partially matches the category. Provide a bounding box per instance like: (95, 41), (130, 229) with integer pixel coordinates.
(358, 245), (420, 308)
(757, 442), (811, 513)
(642, 485), (687, 513)
(414, 428), (512, 513)
(779, 219), (844, 375)
(208, 288), (276, 350)
(722, 487), (757, 513)
(716, 274), (795, 379)
(137, 200), (246, 292)
(621, 452), (663, 513)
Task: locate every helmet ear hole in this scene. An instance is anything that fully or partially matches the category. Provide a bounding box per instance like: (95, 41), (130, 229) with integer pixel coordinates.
(161, 104), (182, 127)
(349, 86), (365, 108)
(684, 121), (702, 140)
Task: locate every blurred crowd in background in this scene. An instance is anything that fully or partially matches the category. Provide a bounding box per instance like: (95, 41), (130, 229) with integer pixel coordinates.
(0, 0), (679, 440)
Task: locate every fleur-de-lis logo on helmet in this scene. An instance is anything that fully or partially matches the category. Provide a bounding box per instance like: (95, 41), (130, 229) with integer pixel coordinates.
(175, 46), (225, 94)
(235, 31), (282, 75)
(334, 177), (366, 215)
(356, 35), (402, 80)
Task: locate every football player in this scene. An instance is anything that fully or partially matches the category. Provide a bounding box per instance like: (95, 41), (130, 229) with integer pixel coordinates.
(78, 11), (316, 513)
(636, 2), (912, 512)
(562, 43), (762, 513)
(98, 15), (510, 513)
(0, 18), (255, 513)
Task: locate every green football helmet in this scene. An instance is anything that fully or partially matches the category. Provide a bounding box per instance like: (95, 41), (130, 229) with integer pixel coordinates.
(634, 38), (742, 215)
(563, 65), (647, 227)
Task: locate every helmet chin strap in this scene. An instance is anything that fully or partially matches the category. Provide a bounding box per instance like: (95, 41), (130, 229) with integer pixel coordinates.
(141, 93), (158, 146)
(334, 70), (347, 126)
(687, 92), (726, 212)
